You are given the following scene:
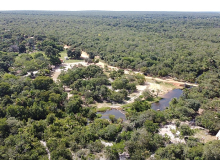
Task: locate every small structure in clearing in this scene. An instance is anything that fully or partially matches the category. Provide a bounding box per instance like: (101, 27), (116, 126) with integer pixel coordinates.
(64, 45), (70, 50)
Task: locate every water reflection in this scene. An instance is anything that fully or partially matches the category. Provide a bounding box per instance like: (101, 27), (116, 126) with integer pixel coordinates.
(97, 109), (126, 120)
(151, 89), (183, 111)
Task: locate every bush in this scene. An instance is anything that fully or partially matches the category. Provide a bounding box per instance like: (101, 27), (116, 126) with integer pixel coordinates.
(88, 140), (104, 153)
(180, 124), (194, 136)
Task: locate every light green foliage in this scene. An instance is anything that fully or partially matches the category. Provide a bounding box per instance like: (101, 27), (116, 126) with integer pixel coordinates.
(134, 73), (145, 85)
(203, 140), (220, 160)
(111, 78), (129, 90)
(99, 124), (122, 141)
(140, 67), (147, 74)
(96, 107), (111, 112)
(180, 124), (195, 136)
(144, 120), (159, 133)
(88, 140), (105, 153)
(109, 69), (124, 79)
(142, 89), (154, 100)
(12, 53), (50, 74)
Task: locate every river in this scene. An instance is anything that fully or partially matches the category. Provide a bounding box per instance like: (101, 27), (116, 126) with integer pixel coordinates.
(151, 89), (183, 111)
(98, 89), (183, 120)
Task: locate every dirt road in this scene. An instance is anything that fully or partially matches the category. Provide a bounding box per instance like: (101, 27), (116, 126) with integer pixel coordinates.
(96, 58), (198, 88)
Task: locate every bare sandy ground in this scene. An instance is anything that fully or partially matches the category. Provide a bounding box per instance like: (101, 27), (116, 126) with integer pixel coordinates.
(63, 45), (70, 50)
(101, 140), (113, 147)
(159, 121), (216, 144)
(51, 62), (88, 82)
(125, 83), (148, 103)
(159, 124), (185, 144)
(81, 51), (89, 58)
(40, 141), (51, 160)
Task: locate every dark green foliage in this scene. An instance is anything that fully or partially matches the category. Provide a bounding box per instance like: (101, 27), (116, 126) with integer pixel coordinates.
(0, 52), (17, 72)
(2, 11), (220, 82)
(109, 69), (124, 79)
(196, 111), (220, 133)
(126, 129), (166, 159)
(33, 76), (53, 90)
(65, 96), (83, 114)
(45, 46), (61, 65)
(0, 82), (10, 97)
(99, 124), (122, 141)
(67, 47), (81, 59)
(129, 100), (151, 112)
(18, 44), (26, 53)
(0, 133), (47, 159)
(155, 143), (185, 160)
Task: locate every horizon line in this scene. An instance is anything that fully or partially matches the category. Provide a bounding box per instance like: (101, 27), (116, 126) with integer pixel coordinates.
(0, 10), (220, 12)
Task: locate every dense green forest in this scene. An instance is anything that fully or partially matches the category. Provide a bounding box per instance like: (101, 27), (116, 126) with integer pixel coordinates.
(1, 11), (220, 160)
(1, 11), (220, 81)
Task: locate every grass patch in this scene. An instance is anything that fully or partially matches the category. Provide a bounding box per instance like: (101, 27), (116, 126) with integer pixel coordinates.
(59, 51), (84, 63)
(155, 80), (176, 88)
(96, 107), (111, 112)
(194, 129), (217, 143)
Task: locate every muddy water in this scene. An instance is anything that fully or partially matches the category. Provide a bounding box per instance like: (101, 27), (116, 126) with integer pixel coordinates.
(97, 109), (126, 120)
(151, 89), (183, 111)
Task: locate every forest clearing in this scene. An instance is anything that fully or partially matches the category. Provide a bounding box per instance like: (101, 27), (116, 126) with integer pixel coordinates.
(52, 50), (178, 105)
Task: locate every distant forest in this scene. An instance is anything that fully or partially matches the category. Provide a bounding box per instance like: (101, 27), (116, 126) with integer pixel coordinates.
(1, 11), (220, 82)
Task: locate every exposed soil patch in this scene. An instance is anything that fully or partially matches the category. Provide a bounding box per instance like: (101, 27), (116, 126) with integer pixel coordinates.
(159, 124), (185, 144)
(159, 121), (217, 144)
(81, 51), (89, 58)
(40, 141), (51, 160)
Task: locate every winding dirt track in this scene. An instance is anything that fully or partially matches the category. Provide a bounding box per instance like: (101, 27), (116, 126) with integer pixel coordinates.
(90, 50), (198, 88)
(52, 51), (198, 90)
